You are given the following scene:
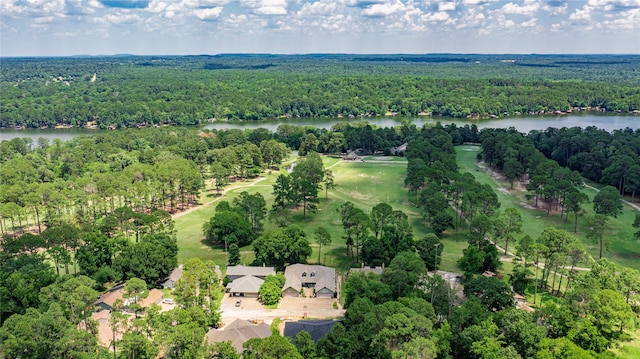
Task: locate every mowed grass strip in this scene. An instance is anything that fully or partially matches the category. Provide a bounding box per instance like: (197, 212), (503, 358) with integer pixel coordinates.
(456, 145), (640, 270)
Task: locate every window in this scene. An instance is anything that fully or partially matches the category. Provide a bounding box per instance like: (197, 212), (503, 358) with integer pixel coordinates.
(310, 272), (316, 277)
(302, 272), (307, 277)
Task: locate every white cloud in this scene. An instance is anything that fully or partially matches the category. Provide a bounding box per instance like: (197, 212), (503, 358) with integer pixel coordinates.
(569, 5), (592, 21)
(225, 13), (248, 25)
(362, 1), (406, 17)
(242, 0), (289, 15)
(1, 0), (27, 15)
(438, 2), (456, 11)
(422, 10), (451, 22)
(541, 1), (568, 15)
(521, 17), (537, 27)
(148, 0), (169, 13)
(194, 6), (223, 20)
(500, 0), (539, 15)
(298, 0), (337, 17)
(95, 13), (143, 25)
(183, 0), (229, 7)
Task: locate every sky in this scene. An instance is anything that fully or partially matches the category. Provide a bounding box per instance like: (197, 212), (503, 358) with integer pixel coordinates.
(1, 0), (639, 56)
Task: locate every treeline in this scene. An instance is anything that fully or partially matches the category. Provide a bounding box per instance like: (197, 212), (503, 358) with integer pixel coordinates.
(406, 124), (505, 277)
(327, 255), (639, 358)
(529, 126), (640, 199)
(0, 123), (413, 239)
(2, 56), (640, 128)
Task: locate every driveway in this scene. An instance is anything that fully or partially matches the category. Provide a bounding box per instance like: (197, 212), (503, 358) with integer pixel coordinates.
(220, 294), (344, 322)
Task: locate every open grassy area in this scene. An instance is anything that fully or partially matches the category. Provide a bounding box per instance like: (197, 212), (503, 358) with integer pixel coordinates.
(456, 145), (640, 270)
(176, 146), (639, 278)
(609, 329), (640, 358)
(174, 155), (467, 274)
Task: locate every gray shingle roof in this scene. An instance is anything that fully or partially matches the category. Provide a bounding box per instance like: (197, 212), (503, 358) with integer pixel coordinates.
(165, 267), (183, 283)
(283, 264), (336, 293)
(226, 275), (264, 294)
(226, 265), (275, 279)
(206, 319), (271, 352)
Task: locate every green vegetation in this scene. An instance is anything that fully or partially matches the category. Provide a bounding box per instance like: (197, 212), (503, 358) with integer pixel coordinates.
(2, 55), (640, 129)
(2, 118), (640, 358)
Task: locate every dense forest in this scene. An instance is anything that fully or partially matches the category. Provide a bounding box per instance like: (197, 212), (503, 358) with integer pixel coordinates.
(1, 54), (640, 129)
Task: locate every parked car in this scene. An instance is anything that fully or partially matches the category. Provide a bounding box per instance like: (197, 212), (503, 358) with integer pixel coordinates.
(235, 299), (242, 307)
(162, 298), (175, 304)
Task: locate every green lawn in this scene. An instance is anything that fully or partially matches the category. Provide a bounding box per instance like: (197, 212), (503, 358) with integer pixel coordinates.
(174, 155), (467, 274)
(456, 145), (640, 271)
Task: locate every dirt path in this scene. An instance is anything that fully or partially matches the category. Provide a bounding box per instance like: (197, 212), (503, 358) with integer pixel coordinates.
(583, 184), (640, 211)
(171, 177), (267, 219)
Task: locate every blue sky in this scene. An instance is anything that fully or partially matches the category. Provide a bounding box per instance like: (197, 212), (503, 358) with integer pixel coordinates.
(1, 0), (639, 56)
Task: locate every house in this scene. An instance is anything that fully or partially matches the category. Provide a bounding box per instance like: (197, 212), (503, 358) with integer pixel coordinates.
(162, 265), (183, 289)
(349, 264), (384, 276)
(164, 264), (222, 289)
(95, 285), (125, 311)
(206, 319), (271, 353)
(390, 143), (408, 156)
(282, 264), (336, 298)
(283, 320), (342, 342)
(226, 275), (264, 297)
(343, 151), (359, 161)
(225, 265), (275, 282)
(140, 288), (164, 308)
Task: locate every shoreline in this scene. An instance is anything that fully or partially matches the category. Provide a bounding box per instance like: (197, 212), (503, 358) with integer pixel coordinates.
(3, 109), (639, 131)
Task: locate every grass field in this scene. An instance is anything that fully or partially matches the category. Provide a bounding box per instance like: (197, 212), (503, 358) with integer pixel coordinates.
(174, 155), (468, 273)
(456, 145), (640, 271)
(177, 146), (639, 277)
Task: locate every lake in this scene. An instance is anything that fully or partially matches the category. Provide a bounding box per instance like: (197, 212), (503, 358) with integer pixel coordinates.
(1, 113), (638, 143)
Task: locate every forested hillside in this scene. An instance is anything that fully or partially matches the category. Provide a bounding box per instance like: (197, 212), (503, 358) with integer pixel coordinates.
(2, 54), (639, 129)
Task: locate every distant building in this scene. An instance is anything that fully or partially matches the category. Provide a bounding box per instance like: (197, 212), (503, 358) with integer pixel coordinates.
(343, 151), (359, 161)
(206, 319), (271, 353)
(226, 265), (275, 282)
(282, 264), (336, 298)
(350, 264), (384, 276)
(390, 143), (408, 156)
(162, 265), (183, 289)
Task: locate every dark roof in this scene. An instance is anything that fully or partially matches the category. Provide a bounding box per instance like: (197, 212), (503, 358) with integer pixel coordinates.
(283, 320), (342, 342)
(206, 319), (271, 352)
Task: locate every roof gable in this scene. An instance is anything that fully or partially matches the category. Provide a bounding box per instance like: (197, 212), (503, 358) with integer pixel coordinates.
(226, 275), (264, 293)
(206, 319), (271, 352)
(283, 264), (336, 293)
(226, 265), (275, 278)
